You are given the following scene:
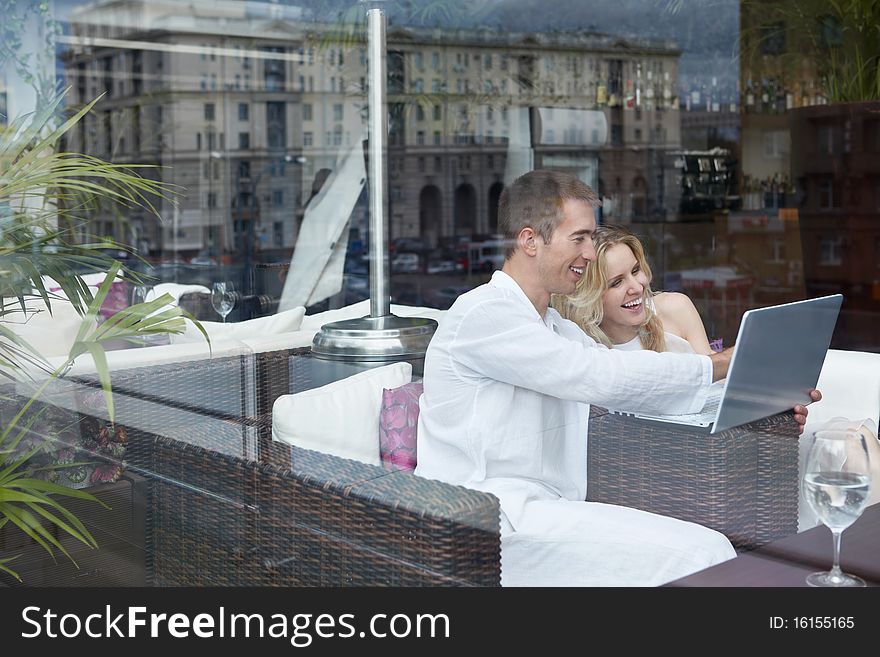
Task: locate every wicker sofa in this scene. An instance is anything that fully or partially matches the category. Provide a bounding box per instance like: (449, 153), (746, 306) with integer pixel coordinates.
(8, 331), (873, 587)
(1, 346), (502, 587)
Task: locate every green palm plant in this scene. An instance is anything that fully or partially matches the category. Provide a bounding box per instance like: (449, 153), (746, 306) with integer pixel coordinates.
(0, 91), (206, 581)
(741, 0), (880, 103)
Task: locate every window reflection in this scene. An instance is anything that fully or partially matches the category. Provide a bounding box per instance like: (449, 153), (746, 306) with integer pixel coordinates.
(0, 0), (871, 349)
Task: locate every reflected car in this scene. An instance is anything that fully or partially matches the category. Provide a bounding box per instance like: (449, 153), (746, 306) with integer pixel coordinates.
(426, 259), (462, 275)
(391, 253), (420, 273)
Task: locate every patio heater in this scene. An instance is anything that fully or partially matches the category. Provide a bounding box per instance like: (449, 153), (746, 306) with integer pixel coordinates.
(311, 0), (437, 369)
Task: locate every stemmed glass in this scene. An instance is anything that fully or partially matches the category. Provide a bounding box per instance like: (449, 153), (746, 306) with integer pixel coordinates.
(211, 281), (236, 322)
(803, 425), (872, 586)
(130, 283), (153, 307)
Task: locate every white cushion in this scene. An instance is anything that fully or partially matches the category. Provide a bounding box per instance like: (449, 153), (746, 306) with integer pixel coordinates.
(271, 362), (412, 465)
(1, 297), (93, 359)
(171, 306), (306, 344)
(146, 283), (211, 304)
(806, 349), (880, 429)
(41, 337), (252, 377)
(799, 349), (880, 531)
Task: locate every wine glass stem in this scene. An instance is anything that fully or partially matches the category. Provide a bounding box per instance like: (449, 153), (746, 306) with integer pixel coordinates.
(829, 529), (845, 581)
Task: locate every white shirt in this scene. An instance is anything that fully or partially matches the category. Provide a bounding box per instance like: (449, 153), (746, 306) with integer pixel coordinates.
(415, 271), (712, 529)
(614, 331), (696, 354)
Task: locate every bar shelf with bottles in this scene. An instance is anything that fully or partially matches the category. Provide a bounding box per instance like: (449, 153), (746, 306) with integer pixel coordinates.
(743, 77), (828, 114)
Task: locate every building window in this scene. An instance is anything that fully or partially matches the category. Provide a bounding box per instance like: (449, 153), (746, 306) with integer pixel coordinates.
(204, 103), (215, 120)
(416, 105), (425, 122)
(760, 22), (786, 55)
(417, 131), (425, 145)
(238, 160), (250, 178)
(819, 236), (842, 266)
(303, 131), (313, 147)
(207, 192), (217, 208)
(267, 102), (287, 149)
(333, 103), (343, 121)
(274, 221), (284, 247)
(433, 131), (442, 145)
(434, 156), (442, 172)
(238, 103), (249, 121)
(303, 103), (312, 121)
(238, 132), (250, 150)
(433, 104), (442, 121)
(818, 125), (835, 154)
(818, 179), (835, 209)
(196, 132), (202, 150)
(272, 190), (284, 207)
(418, 157), (426, 172)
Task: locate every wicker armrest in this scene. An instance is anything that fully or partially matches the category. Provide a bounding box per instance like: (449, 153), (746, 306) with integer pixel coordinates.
(586, 406), (799, 551)
(144, 433), (501, 586)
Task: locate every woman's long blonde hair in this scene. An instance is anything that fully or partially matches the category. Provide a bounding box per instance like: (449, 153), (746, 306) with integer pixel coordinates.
(552, 225), (667, 352)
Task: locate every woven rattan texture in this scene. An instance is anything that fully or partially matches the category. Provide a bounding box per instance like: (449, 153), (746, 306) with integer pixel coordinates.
(143, 432), (501, 586)
(586, 407), (799, 550)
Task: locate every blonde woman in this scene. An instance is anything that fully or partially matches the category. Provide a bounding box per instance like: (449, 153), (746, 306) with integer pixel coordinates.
(554, 224), (819, 429)
(553, 225), (716, 355)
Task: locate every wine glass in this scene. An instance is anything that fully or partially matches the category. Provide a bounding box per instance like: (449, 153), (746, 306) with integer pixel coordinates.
(211, 281), (236, 322)
(803, 424), (872, 586)
(130, 283), (153, 306)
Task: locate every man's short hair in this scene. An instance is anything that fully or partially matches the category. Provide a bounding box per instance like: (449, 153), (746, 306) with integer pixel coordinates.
(498, 169), (601, 258)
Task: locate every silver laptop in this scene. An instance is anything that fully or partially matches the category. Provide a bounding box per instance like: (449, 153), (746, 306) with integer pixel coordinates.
(610, 294), (843, 434)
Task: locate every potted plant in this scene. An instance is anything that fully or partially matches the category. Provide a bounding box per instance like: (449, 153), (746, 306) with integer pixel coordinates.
(0, 91), (206, 581)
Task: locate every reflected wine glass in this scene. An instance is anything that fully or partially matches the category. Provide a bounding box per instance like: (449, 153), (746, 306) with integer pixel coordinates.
(803, 425), (872, 587)
(211, 281), (235, 322)
(130, 283), (153, 307)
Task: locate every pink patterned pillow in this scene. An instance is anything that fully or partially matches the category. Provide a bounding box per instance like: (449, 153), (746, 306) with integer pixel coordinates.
(378, 381), (423, 472)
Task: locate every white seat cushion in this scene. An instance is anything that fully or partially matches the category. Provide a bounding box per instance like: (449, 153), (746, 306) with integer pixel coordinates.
(1, 297), (92, 359)
(171, 306), (306, 344)
(272, 362), (412, 465)
(806, 349), (880, 429)
(799, 349), (880, 531)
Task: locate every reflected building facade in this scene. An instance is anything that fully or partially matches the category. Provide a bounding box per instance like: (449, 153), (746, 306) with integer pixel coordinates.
(60, 0), (684, 262)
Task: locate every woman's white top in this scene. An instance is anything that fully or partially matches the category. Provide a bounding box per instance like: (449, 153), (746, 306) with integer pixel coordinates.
(613, 331), (696, 354)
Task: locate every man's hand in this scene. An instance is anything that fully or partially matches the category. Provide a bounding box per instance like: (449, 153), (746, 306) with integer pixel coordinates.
(707, 346), (735, 382)
(793, 389), (823, 435)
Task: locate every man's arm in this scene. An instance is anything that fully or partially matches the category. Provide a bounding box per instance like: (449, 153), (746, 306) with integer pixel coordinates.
(708, 347), (734, 382)
(449, 299), (712, 415)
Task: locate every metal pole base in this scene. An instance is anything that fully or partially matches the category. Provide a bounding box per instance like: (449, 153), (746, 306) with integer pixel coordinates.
(311, 314), (437, 364)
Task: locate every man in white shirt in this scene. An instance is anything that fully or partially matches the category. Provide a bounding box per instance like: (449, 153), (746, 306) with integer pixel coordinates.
(415, 170), (809, 586)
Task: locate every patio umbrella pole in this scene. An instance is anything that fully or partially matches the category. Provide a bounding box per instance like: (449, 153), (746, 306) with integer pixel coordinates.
(311, 0), (437, 369)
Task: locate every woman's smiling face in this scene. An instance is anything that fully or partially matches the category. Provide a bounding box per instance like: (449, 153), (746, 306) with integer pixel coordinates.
(599, 243), (651, 342)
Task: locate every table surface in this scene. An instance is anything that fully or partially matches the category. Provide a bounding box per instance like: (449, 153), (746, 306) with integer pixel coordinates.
(669, 502), (880, 586)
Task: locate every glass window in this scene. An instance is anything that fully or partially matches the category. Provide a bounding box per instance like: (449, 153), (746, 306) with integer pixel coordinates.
(8, 0), (880, 593)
